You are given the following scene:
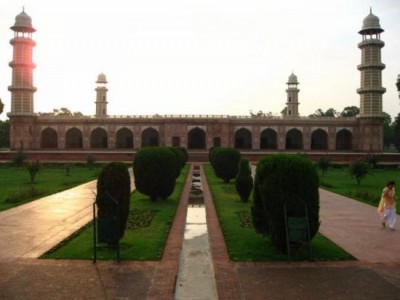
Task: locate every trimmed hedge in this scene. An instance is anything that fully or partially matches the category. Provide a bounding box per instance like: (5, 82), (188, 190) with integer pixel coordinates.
(133, 147), (178, 201)
(252, 154), (320, 252)
(209, 147), (241, 183)
(235, 158), (253, 202)
(96, 162), (131, 244)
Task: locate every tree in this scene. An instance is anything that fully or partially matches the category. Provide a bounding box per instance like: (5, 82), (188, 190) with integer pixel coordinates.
(235, 158), (253, 202)
(392, 113), (400, 152)
(383, 112), (394, 149)
(0, 98), (4, 115)
(309, 108), (339, 118)
(0, 120), (10, 149)
(26, 160), (41, 184)
(133, 147), (178, 201)
(250, 110), (273, 118)
(316, 156), (331, 176)
(281, 107), (288, 116)
(348, 160), (369, 186)
(340, 106), (359, 117)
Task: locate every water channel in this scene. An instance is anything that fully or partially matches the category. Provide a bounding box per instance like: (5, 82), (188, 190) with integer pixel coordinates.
(174, 165), (218, 300)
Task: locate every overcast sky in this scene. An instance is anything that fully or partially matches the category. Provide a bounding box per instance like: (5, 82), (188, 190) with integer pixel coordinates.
(0, 0), (399, 121)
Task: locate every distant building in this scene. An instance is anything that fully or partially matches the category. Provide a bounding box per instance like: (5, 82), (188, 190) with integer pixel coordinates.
(7, 9), (386, 155)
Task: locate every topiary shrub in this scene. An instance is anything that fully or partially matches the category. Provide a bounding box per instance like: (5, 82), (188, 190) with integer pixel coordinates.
(235, 158), (253, 202)
(254, 154), (320, 253)
(168, 147), (185, 178)
(133, 147), (178, 201)
(251, 163), (269, 235)
(210, 147), (241, 183)
(96, 162), (131, 245)
(176, 147), (188, 165)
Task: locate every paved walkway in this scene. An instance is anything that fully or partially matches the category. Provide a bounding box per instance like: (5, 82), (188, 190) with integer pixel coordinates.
(0, 165), (399, 299)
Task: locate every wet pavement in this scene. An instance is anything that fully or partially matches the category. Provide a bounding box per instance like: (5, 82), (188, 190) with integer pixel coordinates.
(0, 164), (399, 299)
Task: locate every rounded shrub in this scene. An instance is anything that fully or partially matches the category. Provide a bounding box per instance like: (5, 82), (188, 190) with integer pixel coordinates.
(254, 154), (320, 253)
(133, 147), (178, 201)
(96, 162), (131, 243)
(235, 158), (253, 202)
(168, 147), (185, 178)
(210, 147), (241, 183)
(176, 147), (188, 165)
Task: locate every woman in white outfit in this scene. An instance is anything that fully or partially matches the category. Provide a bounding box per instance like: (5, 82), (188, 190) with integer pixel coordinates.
(378, 181), (396, 231)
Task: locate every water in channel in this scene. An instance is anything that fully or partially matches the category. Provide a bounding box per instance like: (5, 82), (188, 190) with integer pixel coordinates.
(174, 165), (218, 300)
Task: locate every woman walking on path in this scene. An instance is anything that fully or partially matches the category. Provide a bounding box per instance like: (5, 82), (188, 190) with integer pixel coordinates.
(378, 181), (396, 231)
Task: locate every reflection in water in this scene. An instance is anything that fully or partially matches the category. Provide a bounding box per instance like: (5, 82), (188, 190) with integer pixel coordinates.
(184, 206), (207, 240)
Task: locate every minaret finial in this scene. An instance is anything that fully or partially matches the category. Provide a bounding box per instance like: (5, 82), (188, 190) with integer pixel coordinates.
(370, 7), (372, 14)
(23, 6), (25, 12)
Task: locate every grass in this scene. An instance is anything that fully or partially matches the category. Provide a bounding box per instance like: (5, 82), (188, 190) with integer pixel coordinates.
(42, 165), (189, 261)
(319, 166), (399, 207)
(0, 164), (101, 211)
(203, 164), (354, 261)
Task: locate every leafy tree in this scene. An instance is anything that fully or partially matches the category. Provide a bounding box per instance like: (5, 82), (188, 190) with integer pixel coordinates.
(348, 160), (369, 186)
(13, 150), (27, 167)
(235, 158), (253, 202)
(86, 155), (96, 169)
(340, 106), (359, 117)
(133, 147), (178, 201)
(364, 154), (379, 169)
(317, 156), (331, 176)
(26, 160), (41, 184)
(0, 98), (4, 115)
(0, 120), (10, 148)
(383, 112), (394, 148)
(250, 110), (273, 118)
(309, 108), (339, 118)
(393, 113), (400, 152)
(281, 107), (288, 116)
(96, 162), (131, 245)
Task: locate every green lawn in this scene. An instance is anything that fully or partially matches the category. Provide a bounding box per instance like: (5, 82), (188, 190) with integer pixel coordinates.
(43, 165), (190, 261)
(0, 164), (101, 211)
(203, 164), (354, 261)
(319, 166), (399, 207)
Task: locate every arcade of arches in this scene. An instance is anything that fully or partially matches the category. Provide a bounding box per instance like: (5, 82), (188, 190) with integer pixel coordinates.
(40, 126), (353, 151)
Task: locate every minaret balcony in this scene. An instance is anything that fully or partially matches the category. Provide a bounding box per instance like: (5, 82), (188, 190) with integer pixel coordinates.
(358, 39), (384, 48)
(9, 62), (36, 68)
(356, 87), (386, 94)
(357, 63), (385, 70)
(8, 85), (37, 92)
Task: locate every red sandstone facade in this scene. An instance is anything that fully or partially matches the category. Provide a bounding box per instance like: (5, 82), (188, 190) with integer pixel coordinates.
(6, 10), (389, 160)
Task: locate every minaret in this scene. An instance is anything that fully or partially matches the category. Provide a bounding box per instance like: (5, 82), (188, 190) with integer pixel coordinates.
(8, 9), (37, 116)
(286, 73), (300, 117)
(357, 8), (385, 117)
(95, 73), (108, 117)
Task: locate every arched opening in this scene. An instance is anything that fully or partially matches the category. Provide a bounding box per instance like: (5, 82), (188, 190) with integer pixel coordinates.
(188, 128), (206, 149)
(260, 128), (277, 150)
(141, 128), (159, 147)
(65, 128), (82, 149)
(40, 127), (58, 149)
(91, 128), (108, 149)
(234, 128), (252, 149)
(116, 128), (133, 149)
(285, 128), (303, 150)
(311, 129), (328, 150)
(336, 129), (352, 151)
